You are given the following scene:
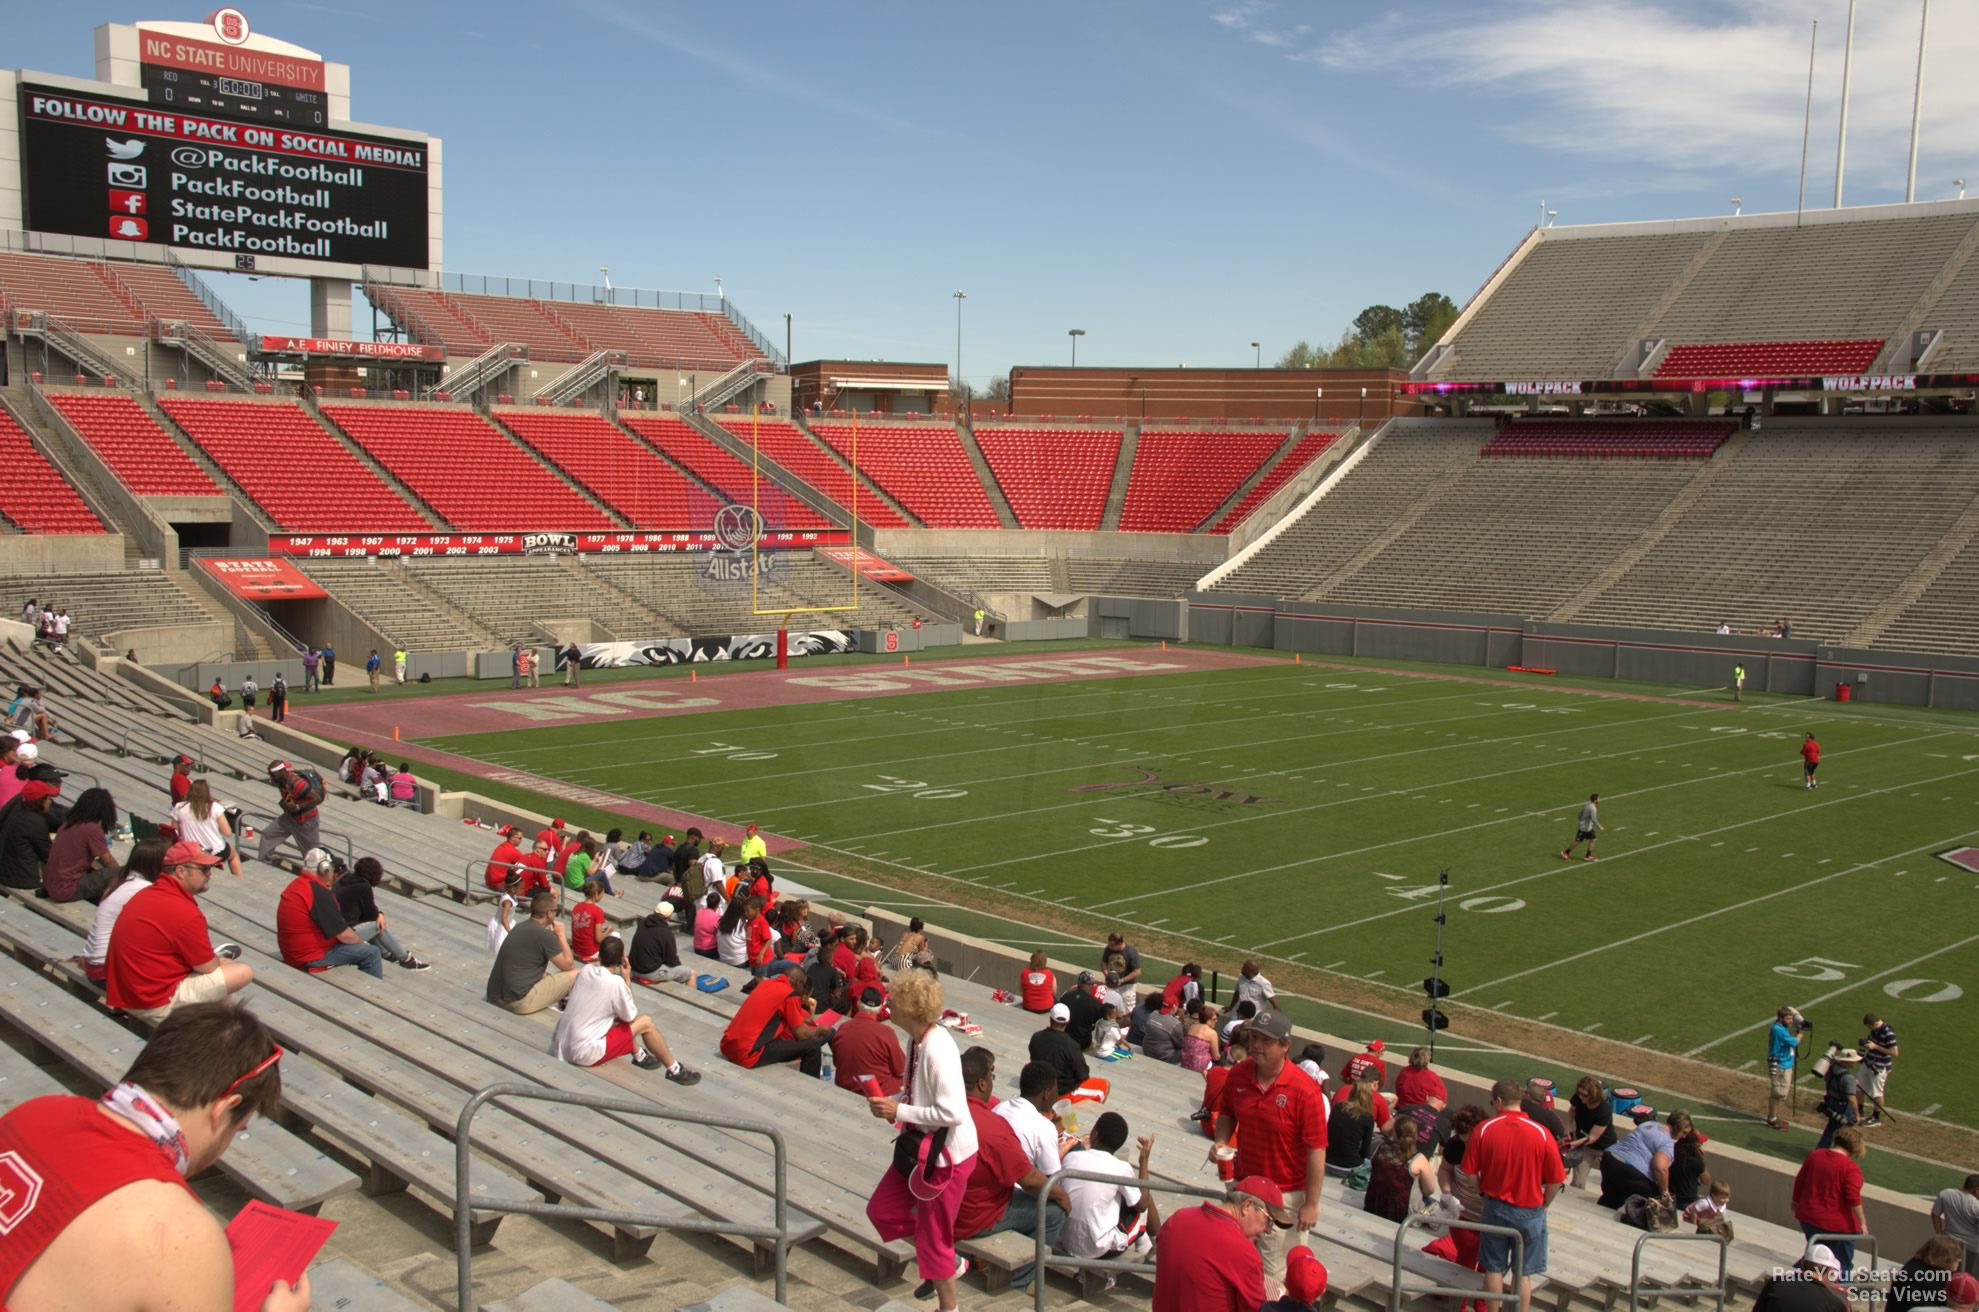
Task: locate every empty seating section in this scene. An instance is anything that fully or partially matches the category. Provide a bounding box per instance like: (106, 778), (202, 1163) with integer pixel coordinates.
(895, 556), (1055, 594)
(1647, 216), (1973, 348)
(294, 559), (495, 652)
(714, 418), (908, 527)
(1653, 339), (1882, 378)
(621, 417), (831, 530)
(445, 293), (589, 362)
(1481, 420), (1734, 459)
(161, 398), (431, 532)
(1317, 456), (1701, 616)
(366, 285), (490, 359)
(552, 303), (756, 369)
(322, 405), (613, 531)
(0, 253), (144, 337)
(402, 557), (673, 642)
(1211, 432), (1338, 532)
(1064, 559), (1208, 596)
(1440, 234), (1713, 378)
(1914, 262), (1979, 371)
(1575, 425), (1979, 640)
(812, 423), (1001, 528)
(106, 264), (236, 340)
(0, 411), (104, 533)
(1213, 422), (1491, 598)
(47, 393), (223, 495)
(1117, 430), (1285, 532)
(498, 411), (718, 529)
(972, 427), (1121, 530)
(585, 554), (919, 635)
(1880, 535), (1979, 655)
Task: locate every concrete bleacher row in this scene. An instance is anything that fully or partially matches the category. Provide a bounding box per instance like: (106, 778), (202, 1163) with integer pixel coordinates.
(367, 283), (763, 371)
(0, 574), (219, 643)
(1435, 208), (1979, 381)
(1215, 418), (1979, 646)
(1481, 419), (1734, 460)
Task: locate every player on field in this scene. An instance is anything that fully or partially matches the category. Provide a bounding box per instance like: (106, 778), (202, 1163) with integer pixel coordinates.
(1801, 734), (1820, 791)
(1560, 793), (1603, 862)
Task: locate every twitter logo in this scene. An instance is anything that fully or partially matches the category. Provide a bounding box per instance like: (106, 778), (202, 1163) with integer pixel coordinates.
(104, 138), (145, 160)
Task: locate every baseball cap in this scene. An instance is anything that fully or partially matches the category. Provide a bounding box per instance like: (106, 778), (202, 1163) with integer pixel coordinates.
(1248, 1009), (1293, 1043)
(1284, 1246), (1329, 1304)
(1366, 1039), (1385, 1053)
(267, 760), (290, 775)
(174, 752), (194, 767)
(747, 823), (760, 833)
(1049, 1003), (1071, 1023)
(15, 743), (38, 762)
(1077, 970), (1096, 986)
(20, 780), (59, 804)
(7, 729), (31, 744)
(1946, 1272), (1979, 1305)
(859, 986), (886, 1009)
(163, 839), (222, 868)
(655, 901), (675, 917)
(551, 818), (565, 829)
(1801, 1244), (1841, 1277)
(1229, 1175), (1295, 1225)
(299, 847), (334, 874)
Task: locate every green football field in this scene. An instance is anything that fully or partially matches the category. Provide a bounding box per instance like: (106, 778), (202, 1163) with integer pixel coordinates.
(425, 653), (1979, 1133)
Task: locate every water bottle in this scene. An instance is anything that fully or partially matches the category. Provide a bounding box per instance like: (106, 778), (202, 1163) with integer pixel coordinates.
(820, 1060), (834, 1083)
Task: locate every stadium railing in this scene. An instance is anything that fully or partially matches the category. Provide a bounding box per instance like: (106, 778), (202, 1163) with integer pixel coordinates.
(1626, 1231), (1729, 1312)
(453, 1082), (801, 1307)
(1030, 1166), (1228, 1310)
(1389, 1214), (1524, 1312)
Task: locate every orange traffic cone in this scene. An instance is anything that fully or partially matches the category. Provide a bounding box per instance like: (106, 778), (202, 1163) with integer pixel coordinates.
(1295, 652), (1302, 665)
(691, 668), (698, 683)
(392, 724), (400, 741)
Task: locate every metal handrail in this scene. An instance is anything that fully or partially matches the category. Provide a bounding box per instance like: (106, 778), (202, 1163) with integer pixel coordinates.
(1031, 1167), (1229, 1311)
(237, 810), (355, 864)
(1390, 1213), (1525, 1312)
(1628, 1230), (1729, 1312)
(161, 250), (257, 349)
(453, 1082), (796, 1309)
(1806, 1231), (1880, 1285)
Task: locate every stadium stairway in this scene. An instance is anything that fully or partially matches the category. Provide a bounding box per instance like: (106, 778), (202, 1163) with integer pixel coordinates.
(1841, 486), (1979, 647)
(953, 420), (1021, 528)
(1196, 426), (1308, 533)
(1096, 423), (1141, 532)
(692, 414), (852, 528)
(765, 413), (924, 527)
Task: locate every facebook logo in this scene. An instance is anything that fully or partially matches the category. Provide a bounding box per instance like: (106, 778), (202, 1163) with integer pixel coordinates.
(108, 189), (146, 216)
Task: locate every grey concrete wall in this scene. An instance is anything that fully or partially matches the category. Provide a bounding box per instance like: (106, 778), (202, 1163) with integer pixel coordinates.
(1002, 617), (1089, 641)
(1088, 595), (1185, 641)
(104, 622), (232, 666)
(868, 526), (1231, 563)
(475, 646), (553, 680)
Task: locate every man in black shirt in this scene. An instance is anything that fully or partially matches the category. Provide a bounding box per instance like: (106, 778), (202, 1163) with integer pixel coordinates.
(670, 827), (704, 897)
(629, 902), (692, 984)
(332, 856), (431, 971)
(1520, 1078), (1569, 1154)
(1057, 972), (1106, 1050)
(0, 780), (59, 890)
(1029, 1003), (1089, 1093)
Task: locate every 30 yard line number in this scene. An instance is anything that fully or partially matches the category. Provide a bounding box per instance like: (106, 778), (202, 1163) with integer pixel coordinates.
(1089, 818), (1209, 849)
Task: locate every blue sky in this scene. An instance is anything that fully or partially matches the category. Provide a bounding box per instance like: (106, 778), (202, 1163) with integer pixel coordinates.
(14, 1), (1976, 384)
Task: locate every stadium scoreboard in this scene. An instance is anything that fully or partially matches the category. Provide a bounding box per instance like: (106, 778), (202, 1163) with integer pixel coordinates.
(19, 82), (429, 269)
(139, 63), (328, 126)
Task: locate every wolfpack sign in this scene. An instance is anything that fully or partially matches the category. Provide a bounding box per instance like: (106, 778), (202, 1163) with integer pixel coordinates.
(266, 530), (849, 558)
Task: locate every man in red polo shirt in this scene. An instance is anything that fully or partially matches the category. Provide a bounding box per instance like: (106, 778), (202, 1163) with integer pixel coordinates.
(830, 987), (907, 1097)
(1211, 1009), (1326, 1296)
(105, 841), (253, 1021)
(943, 1046), (1068, 1295)
(1461, 1079), (1566, 1312)
(167, 754), (194, 807)
(537, 817), (565, 854)
(484, 826), (524, 890)
(514, 838), (556, 897)
(719, 961), (830, 1075)
(1151, 1175), (1291, 1312)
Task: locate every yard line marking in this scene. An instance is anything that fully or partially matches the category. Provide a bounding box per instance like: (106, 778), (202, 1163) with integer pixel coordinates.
(1686, 926), (1979, 1057)
(1325, 960), (1346, 970)
(1739, 1060), (1757, 1070)
(1261, 765), (1979, 956)
(1632, 1034), (1654, 1045)
(1175, 925), (1200, 935)
(1286, 952), (1308, 961)
(1493, 1000), (1514, 1010)
(1536, 1011), (1558, 1021)
(1144, 918), (1169, 927)
(1711, 842), (1725, 847)
(1922, 1103), (1942, 1116)
(1585, 1022), (1604, 1033)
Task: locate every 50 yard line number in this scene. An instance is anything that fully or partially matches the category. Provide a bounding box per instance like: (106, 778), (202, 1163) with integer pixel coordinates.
(1774, 956), (1963, 1003)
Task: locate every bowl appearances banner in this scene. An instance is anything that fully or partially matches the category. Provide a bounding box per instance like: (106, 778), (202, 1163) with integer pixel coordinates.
(19, 82), (429, 268)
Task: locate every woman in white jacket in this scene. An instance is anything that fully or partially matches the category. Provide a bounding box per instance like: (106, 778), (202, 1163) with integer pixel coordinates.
(865, 971), (978, 1312)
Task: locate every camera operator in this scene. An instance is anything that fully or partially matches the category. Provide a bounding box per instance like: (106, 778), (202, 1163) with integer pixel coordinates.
(1814, 1047), (1863, 1151)
(1858, 1013), (1898, 1128)
(1766, 1007), (1804, 1130)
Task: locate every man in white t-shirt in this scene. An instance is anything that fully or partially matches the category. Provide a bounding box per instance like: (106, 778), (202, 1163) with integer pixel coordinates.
(996, 1060), (1065, 1180)
(549, 936), (701, 1084)
(1232, 959), (1276, 1013)
(1057, 1111), (1159, 1259)
(700, 838), (728, 897)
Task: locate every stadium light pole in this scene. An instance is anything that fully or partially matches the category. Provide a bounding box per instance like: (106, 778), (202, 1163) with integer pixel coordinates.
(952, 290), (966, 396)
(1905, 0), (1931, 203)
(1252, 341), (1261, 368)
(1068, 328), (1085, 366)
(1958, 178), (1968, 200)
(1797, 20), (1818, 225)
(1834, 0), (1857, 208)
(783, 312), (791, 366)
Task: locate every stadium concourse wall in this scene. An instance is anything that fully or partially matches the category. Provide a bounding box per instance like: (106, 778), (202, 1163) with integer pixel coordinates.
(1110, 594), (1979, 711)
(860, 907), (1933, 1255)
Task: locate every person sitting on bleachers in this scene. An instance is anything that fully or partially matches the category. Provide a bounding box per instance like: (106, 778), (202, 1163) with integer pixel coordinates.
(276, 849), (383, 978)
(82, 838), (167, 981)
(950, 1044), (1070, 1292)
(484, 825), (524, 890)
(1361, 1114), (1439, 1222)
(1325, 1079), (1378, 1179)
(833, 924), (884, 998)
(550, 935), (702, 1083)
(617, 830), (653, 876)
(1140, 994), (1185, 1064)
(0, 1002), (309, 1312)
(1058, 1111), (1158, 1263)
(692, 890), (723, 960)
(386, 763), (417, 807)
(562, 834), (598, 891)
(716, 894), (762, 968)
(632, 831), (675, 881)
(1029, 1003), (1090, 1095)
(1020, 949), (1056, 1013)
(1394, 1047), (1448, 1109)
(629, 902), (692, 984)
(592, 827), (626, 893)
(167, 752), (194, 807)
(333, 856), (431, 972)
(486, 889), (576, 1014)
(7, 686), (54, 742)
(41, 786), (118, 902)
(1339, 1039), (1388, 1091)
(1151, 1179), (1296, 1312)
(570, 880), (607, 964)
(1332, 1070), (1391, 1128)
(831, 986), (906, 1097)
(718, 959), (831, 1076)
(1058, 972), (1107, 1051)
(235, 707), (263, 741)
(0, 773), (61, 892)
(106, 841), (252, 1021)
(515, 837), (557, 896)
(1161, 962), (1203, 1013)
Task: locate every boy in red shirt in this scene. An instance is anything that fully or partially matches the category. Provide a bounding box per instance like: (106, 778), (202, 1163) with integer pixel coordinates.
(1801, 733), (1821, 790)
(570, 880), (608, 963)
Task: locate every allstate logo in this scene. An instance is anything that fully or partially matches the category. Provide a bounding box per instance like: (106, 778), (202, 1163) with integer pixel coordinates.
(713, 503), (761, 551)
(699, 503), (782, 598)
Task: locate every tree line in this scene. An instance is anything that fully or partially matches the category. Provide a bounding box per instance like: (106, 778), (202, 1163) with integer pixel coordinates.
(1277, 292), (1458, 371)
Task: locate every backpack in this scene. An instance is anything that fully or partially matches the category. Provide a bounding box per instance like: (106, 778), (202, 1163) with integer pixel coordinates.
(288, 768), (325, 811)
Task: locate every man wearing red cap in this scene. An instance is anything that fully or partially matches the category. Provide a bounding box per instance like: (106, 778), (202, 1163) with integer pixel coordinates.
(168, 754), (195, 807)
(106, 841), (253, 1021)
(1211, 1009), (1327, 1296)
(0, 779), (60, 891)
(738, 823), (767, 868)
(1151, 1176), (1291, 1312)
(1340, 1039), (1387, 1091)
(537, 817), (565, 854)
